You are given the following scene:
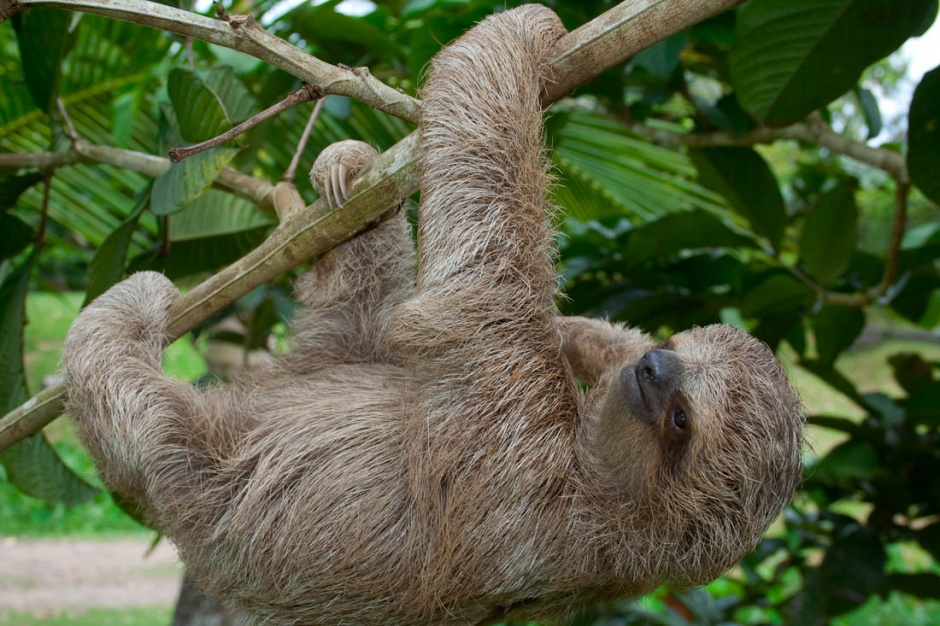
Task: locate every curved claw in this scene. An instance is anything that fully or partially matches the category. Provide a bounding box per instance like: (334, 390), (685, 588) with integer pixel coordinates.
(329, 163), (344, 209)
(338, 163), (349, 204)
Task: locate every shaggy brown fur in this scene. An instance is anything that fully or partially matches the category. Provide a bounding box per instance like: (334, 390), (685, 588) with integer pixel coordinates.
(62, 5), (804, 625)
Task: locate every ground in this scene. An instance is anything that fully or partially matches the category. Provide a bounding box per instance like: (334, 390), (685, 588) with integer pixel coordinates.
(0, 537), (182, 615)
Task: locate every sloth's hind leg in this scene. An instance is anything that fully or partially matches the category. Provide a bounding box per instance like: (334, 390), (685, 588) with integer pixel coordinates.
(287, 140), (415, 366)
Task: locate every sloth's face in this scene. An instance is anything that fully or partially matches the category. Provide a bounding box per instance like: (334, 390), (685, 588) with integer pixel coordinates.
(595, 324), (804, 580)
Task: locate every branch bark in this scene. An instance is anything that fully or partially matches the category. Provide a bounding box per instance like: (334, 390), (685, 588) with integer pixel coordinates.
(12, 0), (420, 122)
(0, 0), (746, 450)
(630, 118), (906, 180)
(0, 144), (276, 213)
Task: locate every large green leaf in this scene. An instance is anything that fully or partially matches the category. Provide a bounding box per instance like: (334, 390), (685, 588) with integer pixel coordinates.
(83, 195), (147, 306)
(730, 0), (938, 126)
(741, 273), (813, 317)
(0, 434), (100, 506)
(799, 181), (858, 286)
(552, 112), (728, 221)
(168, 189), (273, 240)
(0, 253), (32, 413)
(143, 228), (270, 280)
(151, 147), (239, 216)
(167, 68), (231, 143)
(201, 66), (257, 124)
(813, 305), (865, 366)
(0, 214), (35, 261)
(0, 172), (43, 212)
(0, 253), (99, 505)
(908, 65), (940, 205)
(622, 210), (755, 268)
(12, 8), (76, 112)
(688, 147), (786, 251)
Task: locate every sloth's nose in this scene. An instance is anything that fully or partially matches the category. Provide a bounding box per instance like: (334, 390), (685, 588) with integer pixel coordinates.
(637, 349), (681, 397)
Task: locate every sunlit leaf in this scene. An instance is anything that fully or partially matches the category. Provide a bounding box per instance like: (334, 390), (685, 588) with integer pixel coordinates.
(167, 68), (230, 143)
(151, 147), (239, 216)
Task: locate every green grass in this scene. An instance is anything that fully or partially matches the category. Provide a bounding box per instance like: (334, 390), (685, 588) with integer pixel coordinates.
(0, 606), (172, 625)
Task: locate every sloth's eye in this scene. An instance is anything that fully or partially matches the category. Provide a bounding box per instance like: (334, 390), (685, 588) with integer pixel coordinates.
(670, 406), (688, 432)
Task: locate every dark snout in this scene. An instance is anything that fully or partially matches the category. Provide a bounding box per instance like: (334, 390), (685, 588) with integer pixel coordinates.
(636, 349), (682, 412)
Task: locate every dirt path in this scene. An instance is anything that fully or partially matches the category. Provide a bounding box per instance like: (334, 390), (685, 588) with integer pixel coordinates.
(0, 536), (183, 613)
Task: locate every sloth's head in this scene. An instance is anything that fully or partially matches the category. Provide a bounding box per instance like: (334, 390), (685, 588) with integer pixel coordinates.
(584, 324), (804, 585)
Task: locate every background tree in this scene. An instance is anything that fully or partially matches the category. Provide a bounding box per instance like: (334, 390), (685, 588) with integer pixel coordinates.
(1, 0), (938, 624)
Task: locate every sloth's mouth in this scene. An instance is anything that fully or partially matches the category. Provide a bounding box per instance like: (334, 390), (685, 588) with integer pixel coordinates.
(620, 364), (657, 426)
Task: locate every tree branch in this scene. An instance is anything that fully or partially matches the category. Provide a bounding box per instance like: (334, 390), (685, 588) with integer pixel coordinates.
(0, 144), (276, 213)
(0, 0), (745, 451)
(11, 0), (420, 122)
(630, 118), (911, 307)
(630, 118), (906, 179)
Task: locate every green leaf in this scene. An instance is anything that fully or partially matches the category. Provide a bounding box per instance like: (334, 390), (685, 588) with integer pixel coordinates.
(813, 305), (865, 366)
(634, 32), (687, 78)
(741, 273), (813, 317)
(855, 86), (882, 139)
(799, 181), (858, 285)
(168, 189), (272, 240)
(888, 352), (935, 395)
(0, 214), (35, 261)
(886, 574), (940, 600)
(553, 112), (728, 221)
(151, 147), (239, 216)
(920, 523), (940, 562)
(201, 66), (257, 124)
(815, 439), (880, 482)
(0, 253), (33, 413)
(0, 172), (43, 212)
(0, 253), (98, 505)
(167, 68), (230, 143)
(83, 195), (147, 306)
(622, 210), (755, 267)
(0, 434), (100, 506)
(689, 147), (786, 250)
(730, 0), (938, 126)
(908, 65), (940, 205)
(906, 384), (940, 427)
(12, 8), (75, 112)
(143, 227), (269, 280)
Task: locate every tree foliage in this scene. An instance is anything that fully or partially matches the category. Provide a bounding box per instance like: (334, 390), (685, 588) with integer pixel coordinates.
(1, 0), (939, 623)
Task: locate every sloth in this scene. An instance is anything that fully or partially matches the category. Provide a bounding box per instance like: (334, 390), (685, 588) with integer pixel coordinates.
(62, 5), (804, 625)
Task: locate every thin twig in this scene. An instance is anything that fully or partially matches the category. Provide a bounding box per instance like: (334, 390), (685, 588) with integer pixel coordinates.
(56, 99), (80, 142)
(284, 97), (327, 184)
(877, 177), (910, 300)
(169, 84), (323, 162)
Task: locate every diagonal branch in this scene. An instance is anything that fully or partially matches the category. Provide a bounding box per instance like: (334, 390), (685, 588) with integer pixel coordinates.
(0, 0), (746, 451)
(0, 144), (277, 212)
(7, 0), (420, 122)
